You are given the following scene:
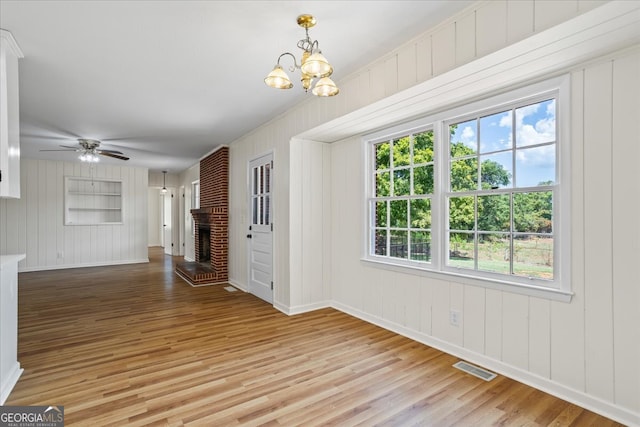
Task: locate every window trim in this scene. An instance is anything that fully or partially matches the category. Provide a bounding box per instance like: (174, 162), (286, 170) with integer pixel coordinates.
(363, 75), (572, 302)
(191, 180), (200, 237)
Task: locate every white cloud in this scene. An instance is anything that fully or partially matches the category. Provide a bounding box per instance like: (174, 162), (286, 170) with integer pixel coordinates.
(461, 125), (475, 141)
(515, 100), (555, 146)
(516, 144), (555, 167)
(499, 113), (512, 128)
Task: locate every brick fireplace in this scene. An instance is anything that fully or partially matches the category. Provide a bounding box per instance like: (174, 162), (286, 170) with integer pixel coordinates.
(176, 146), (229, 285)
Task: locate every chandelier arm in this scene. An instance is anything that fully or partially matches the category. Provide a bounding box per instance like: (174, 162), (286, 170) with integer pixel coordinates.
(277, 52), (300, 72)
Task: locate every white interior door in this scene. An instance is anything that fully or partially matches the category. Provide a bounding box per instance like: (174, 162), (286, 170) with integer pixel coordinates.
(163, 191), (172, 255)
(248, 153), (273, 304)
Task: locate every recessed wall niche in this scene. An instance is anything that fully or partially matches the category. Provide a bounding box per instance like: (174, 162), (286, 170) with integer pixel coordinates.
(64, 176), (123, 225)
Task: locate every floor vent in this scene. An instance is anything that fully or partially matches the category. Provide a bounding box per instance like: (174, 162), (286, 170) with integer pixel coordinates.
(453, 361), (497, 381)
(223, 286), (238, 293)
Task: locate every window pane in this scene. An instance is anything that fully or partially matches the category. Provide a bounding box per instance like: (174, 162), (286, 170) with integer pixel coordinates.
(448, 232), (475, 269)
(478, 194), (510, 231)
(375, 201), (387, 227)
(259, 165), (265, 194)
(414, 131), (434, 163)
(450, 158), (478, 191)
(516, 145), (555, 187)
(450, 119), (477, 157)
(259, 195), (265, 224)
(376, 142), (390, 170)
(264, 195), (270, 225)
(513, 235), (553, 280)
(375, 230), (387, 256)
(393, 136), (411, 167)
(253, 167), (259, 195)
(513, 191), (553, 233)
(480, 152), (512, 189)
(413, 165), (434, 195)
(449, 196), (475, 231)
(410, 231), (431, 262)
(390, 200), (408, 228)
(515, 99), (556, 147)
(252, 197), (258, 224)
(393, 169), (410, 196)
(376, 171), (390, 197)
(410, 198), (431, 229)
(480, 110), (512, 153)
(390, 230), (408, 259)
(478, 233), (510, 274)
(265, 163), (271, 193)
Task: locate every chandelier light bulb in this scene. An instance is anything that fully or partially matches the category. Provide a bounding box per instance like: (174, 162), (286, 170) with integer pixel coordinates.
(264, 65), (293, 89)
(312, 76), (340, 97)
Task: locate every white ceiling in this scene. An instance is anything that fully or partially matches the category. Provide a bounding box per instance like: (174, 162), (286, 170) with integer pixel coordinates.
(1, 0), (473, 173)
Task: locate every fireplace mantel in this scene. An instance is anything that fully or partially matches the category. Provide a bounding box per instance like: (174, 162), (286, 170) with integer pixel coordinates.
(191, 207), (226, 225)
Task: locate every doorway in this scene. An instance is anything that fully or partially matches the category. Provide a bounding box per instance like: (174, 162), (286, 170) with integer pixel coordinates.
(162, 190), (172, 255)
(248, 153), (273, 304)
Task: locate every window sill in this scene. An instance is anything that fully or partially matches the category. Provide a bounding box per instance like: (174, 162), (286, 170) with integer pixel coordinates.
(360, 257), (573, 303)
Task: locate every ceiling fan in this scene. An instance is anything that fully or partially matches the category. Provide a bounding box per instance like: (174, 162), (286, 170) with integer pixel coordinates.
(40, 138), (129, 162)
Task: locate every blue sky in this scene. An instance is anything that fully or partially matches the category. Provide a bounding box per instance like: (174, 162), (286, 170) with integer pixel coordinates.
(451, 99), (556, 187)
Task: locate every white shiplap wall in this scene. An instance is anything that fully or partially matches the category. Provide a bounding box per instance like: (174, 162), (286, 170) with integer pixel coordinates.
(0, 159), (149, 271)
(220, 0), (639, 424)
(328, 48), (640, 424)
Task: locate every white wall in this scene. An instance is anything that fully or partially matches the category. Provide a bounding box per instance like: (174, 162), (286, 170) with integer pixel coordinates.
(219, 1), (639, 424)
(329, 47), (640, 424)
(0, 159), (149, 271)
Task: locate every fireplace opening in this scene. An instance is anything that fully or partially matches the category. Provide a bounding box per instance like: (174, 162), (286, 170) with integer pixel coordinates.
(199, 225), (211, 264)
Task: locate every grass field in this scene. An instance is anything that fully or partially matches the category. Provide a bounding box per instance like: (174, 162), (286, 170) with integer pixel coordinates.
(448, 236), (553, 279)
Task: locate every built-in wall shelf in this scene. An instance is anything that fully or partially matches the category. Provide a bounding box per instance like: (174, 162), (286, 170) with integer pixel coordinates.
(64, 177), (123, 225)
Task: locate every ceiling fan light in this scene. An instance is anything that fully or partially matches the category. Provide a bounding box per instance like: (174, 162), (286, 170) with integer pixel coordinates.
(312, 76), (340, 97)
(264, 65), (293, 89)
(301, 50), (332, 78)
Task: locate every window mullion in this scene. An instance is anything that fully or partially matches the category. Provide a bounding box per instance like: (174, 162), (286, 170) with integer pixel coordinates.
(433, 120), (445, 270)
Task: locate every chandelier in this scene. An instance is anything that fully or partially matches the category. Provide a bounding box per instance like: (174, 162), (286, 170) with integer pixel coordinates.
(264, 14), (339, 97)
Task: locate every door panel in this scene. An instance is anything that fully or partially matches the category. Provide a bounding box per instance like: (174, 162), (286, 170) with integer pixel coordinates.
(248, 153), (273, 304)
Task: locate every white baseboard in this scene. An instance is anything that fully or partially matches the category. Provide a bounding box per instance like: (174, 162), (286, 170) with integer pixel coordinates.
(330, 300), (639, 427)
(227, 279), (248, 293)
(18, 259), (149, 273)
(274, 300), (331, 316)
(0, 362), (23, 405)
(183, 256), (195, 262)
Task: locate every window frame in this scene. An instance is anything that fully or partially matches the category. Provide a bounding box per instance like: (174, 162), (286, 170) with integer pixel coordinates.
(191, 180), (200, 237)
(363, 75), (572, 301)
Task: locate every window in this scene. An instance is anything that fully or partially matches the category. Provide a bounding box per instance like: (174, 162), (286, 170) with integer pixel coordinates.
(366, 77), (570, 298)
(191, 180), (200, 236)
(373, 131), (434, 262)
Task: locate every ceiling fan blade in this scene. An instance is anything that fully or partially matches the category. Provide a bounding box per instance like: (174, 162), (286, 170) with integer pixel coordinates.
(97, 149), (124, 155)
(60, 145), (80, 149)
(99, 152), (129, 161)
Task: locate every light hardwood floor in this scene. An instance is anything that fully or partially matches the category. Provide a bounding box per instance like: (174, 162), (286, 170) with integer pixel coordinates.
(6, 248), (623, 426)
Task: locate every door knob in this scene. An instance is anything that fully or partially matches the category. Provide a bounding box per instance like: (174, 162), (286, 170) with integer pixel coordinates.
(246, 234), (252, 239)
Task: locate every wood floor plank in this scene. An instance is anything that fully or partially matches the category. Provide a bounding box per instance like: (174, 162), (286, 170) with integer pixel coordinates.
(5, 247), (624, 426)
